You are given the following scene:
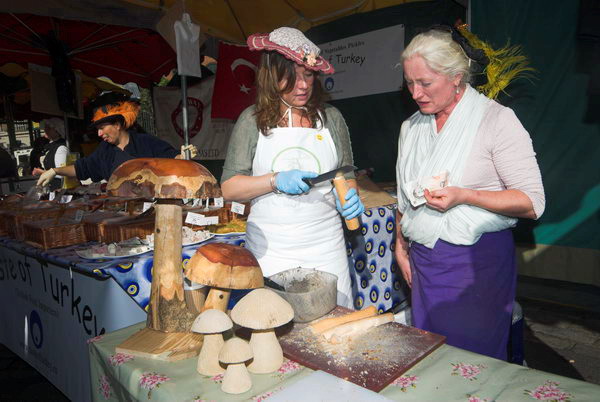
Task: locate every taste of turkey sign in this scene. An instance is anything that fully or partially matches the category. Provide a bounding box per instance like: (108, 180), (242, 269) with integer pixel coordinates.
(211, 41), (261, 120)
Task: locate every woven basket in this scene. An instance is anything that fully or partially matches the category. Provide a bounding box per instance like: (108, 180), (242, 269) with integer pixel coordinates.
(82, 210), (129, 242)
(23, 218), (87, 250)
(101, 215), (155, 243)
(5, 205), (72, 240)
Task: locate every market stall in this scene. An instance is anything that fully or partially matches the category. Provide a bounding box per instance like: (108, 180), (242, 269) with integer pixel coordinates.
(0, 194), (400, 401)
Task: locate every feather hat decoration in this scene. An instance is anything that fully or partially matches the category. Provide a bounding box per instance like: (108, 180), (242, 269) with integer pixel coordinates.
(91, 101), (140, 129)
(455, 24), (535, 99)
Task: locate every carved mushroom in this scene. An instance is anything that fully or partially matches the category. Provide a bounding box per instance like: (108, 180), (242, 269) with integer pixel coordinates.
(191, 309), (233, 376)
(231, 288), (294, 374)
(107, 157), (221, 199)
(185, 243), (264, 312)
(108, 158), (221, 361)
(218, 337), (253, 394)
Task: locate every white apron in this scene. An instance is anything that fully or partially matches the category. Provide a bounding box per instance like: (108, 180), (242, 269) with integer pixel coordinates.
(246, 120), (353, 308)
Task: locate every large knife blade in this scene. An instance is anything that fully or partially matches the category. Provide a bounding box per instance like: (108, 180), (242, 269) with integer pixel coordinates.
(302, 165), (357, 187)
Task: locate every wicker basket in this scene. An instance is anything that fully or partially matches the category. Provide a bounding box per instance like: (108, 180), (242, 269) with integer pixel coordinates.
(5, 205), (73, 240)
(23, 218), (87, 250)
(101, 215), (156, 243)
(82, 210), (129, 242)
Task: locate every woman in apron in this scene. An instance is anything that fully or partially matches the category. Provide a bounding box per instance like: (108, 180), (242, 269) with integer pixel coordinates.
(221, 27), (364, 308)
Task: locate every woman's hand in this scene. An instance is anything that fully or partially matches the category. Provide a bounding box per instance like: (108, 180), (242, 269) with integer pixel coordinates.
(424, 186), (470, 212)
(36, 169), (56, 187)
(177, 144), (198, 159)
(394, 245), (412, 288)
(333, 188), (365, 219)
(274, 170), (317, 195)
(32, 167), (44, 176)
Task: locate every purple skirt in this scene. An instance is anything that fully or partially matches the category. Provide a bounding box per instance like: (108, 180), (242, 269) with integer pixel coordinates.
(410, 230), (516, 360)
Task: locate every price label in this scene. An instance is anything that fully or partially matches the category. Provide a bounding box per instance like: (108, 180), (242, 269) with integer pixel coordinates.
(49, 191), (56, 201)
(185, 212), (206, 226)
(231, 201), (245, 215)
(213, 197), (224, 208)
(60, 195), (73, 204)
(182, 198), (190, 205)
(142, 202), (153, 212)
(192, 198), (203, 207)
(74, 209), (85, 223)
(203, 216), (219, 225)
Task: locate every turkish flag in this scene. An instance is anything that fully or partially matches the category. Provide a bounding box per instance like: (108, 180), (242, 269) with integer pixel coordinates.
(211, 42), (261, 120)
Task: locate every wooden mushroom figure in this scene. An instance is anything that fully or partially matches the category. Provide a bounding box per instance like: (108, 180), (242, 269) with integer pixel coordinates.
(219, 337), (253, 394)
(108, 158), (221, 360)
(231, 288), (294, 374)
(185, 243), (264, 312)
(191, 309), (233, 376)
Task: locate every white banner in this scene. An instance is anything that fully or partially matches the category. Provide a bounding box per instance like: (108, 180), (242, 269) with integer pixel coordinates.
(319, 25), (405, 100)
(153, 75), (235, 160)
(0, 247), (146, 402)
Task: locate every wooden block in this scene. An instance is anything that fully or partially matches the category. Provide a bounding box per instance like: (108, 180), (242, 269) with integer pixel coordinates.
(116, 328), (203, 361)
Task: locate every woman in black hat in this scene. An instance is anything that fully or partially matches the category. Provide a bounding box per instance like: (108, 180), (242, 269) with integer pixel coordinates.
(36, 101), (196, 186)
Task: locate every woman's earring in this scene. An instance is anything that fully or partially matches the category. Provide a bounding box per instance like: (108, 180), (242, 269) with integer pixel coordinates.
(455, 86), (460, 94)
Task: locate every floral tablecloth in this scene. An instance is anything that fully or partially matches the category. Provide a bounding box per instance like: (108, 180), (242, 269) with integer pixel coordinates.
(89, 322), (600, 401)
(0, 205), (405, 313)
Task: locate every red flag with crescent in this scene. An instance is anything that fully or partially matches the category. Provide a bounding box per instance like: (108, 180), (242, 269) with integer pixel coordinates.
(211, 42), (260, 120)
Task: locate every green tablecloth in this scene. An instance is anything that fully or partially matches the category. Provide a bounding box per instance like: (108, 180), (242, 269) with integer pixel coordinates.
(89, 322), (600, 401)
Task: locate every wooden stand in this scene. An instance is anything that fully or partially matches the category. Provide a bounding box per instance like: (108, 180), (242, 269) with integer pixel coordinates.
(116, 202), (199, 360)
(116, 328), (203, 361)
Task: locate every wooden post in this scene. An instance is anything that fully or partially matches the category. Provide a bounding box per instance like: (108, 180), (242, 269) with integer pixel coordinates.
(147, 202), (196, 332)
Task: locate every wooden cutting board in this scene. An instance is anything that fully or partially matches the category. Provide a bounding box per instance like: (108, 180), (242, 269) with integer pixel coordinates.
(278, 306), (445, 392)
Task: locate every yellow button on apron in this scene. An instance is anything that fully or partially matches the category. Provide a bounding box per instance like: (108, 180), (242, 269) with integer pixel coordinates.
(316, 134), (323, 140)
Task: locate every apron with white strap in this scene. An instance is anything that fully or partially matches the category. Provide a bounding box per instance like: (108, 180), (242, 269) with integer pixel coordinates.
(246, 118), (353, 308)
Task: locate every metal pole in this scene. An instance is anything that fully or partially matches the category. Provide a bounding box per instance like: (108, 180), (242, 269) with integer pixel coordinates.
(63, 112), (70, 150)
(4, 95), (18, 153)
(181, 74), (190, 160)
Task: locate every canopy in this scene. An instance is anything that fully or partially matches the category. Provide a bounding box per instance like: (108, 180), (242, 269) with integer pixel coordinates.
(0, 63), (130, 107)
(0, 13), (176, 87)
(121, 0), (428, 43)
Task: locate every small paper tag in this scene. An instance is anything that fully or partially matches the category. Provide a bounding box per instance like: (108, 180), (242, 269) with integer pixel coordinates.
(142, 202), (153, 212)
(192, 198), (202, 207)
(60, 195), (73, 204)
(49, 191), (56, 201)
(203, 216), (219, 225)
(213, 197), (224, 208)
(182, 198), (190, 205)
(75, 209), (85, 223)
(231, 201), (245, 215)
(185, 212), (205, 225)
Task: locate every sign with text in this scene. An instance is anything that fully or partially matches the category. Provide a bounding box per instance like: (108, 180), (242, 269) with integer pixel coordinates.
(318, 25), (405, 100)
(0, 247), (146, 402)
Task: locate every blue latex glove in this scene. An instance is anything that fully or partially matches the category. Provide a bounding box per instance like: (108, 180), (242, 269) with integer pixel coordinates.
(333, 187), (365, 219)
(275, 170), (318, 195)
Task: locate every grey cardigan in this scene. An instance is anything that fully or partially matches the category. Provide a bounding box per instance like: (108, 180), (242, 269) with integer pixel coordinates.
(221, 104), (354, 183)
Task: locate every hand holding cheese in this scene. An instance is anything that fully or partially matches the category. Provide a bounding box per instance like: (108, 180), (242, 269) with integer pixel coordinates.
(333, 187), (365, 219)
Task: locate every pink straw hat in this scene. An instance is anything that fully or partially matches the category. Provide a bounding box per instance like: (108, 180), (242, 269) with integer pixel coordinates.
(247, 27), (334, 74)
